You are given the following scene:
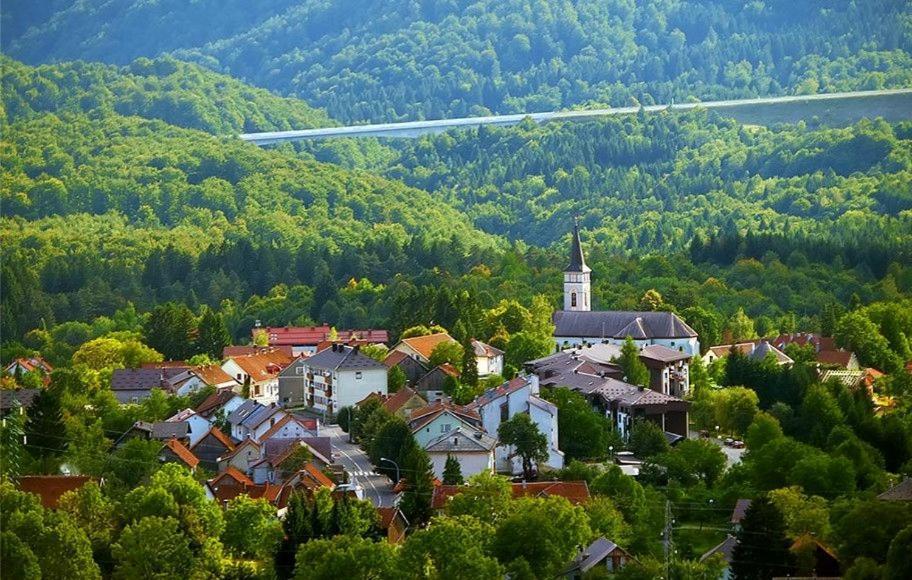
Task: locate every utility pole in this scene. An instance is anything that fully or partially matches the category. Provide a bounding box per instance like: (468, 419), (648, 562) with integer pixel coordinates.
(663, 500), (673, 578)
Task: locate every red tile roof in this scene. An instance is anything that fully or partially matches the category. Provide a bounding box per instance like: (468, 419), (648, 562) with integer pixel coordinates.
(383, 387), (425, 414)
(259, 326), (389, 347)
(383, 350), (411, 368)
(7, 356), (53, 374)
(397, 333), (455, 361)
(223, 345), (294, 358)
(227, 350), (295, 382)
(194, 390), (238, 417)
(163, 438), (200, 469)
(193, 364), (238, 386)
(17, 476), (94, 509)
(817, 349), (855, 367)
(408, 402), (481, 431)
(213, 466), (256, 487)
(301, 463), (335, 489)
(432, 481), (591, 509)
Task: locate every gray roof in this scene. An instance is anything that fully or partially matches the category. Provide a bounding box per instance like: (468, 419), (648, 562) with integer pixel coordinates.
(111, 367), (187, 391)
(0, 389), (40, 411)
(226, 399), (258, 425)
(132, 421), (190, 440)
(751, 340), (793, 364)
(591, 379), (684, 407)
(262, 436), (332, 465)
(878, 478), (912, 501)
(241, 404), (282, 429)
(566, 219), (591, 273)
(701, 535), (738, 564)
(553, 311), (697, 340)
(424, 427), (497, 453)
(639, 344), (692, 363)
(303, 345), (386, 372)
(566, 537), (622, 574)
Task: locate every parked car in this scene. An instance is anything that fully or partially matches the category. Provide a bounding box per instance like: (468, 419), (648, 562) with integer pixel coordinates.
(730, 440), (745, 449)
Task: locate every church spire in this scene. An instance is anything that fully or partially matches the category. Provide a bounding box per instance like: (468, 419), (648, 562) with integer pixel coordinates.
(566, 217), (590, 273)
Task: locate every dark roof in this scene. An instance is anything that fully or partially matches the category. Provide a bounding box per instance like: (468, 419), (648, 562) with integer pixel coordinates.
(0, 388), (40, 411)
(566, 537), (624, 574)
(878, 478), (912, 501)
(639, 344), (693, 363)
(731, 499), (752, 523)
(424, 427), (497, 452)
(553, 311), (697, 339)
(131, 421), (190, 440)
(566, 219), (591, 273)
(195, 390), (240, 417)
(701, 535), (738, 564)
(431, 480), (590, 509)
(16, 475), (95, 508)
(472, 339), (504, 358)
(111, 367), (187, 391)
(302, 344), (386, 372)
(466, 377), (528, 410)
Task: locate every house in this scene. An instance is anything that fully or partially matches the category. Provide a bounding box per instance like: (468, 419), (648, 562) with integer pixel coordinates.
(415, 363), (460, 403)
(218, 438), (262, 474)
(223, 345), (294, 359)
(431, 480), (590, 510)
(0, 388), (40, 416)
(165, 408), (212, 447)
(471, 339), (504, 377)
(576, 342), (692, 398)
(770, 332), (858, 369)
(553, 221), (700, 355)
(383, 351), (428, 385)
(408, 403), (484, 447)
(278, 344), (387, 415)
(357, 387), (427, 420)
(221, 349), (294, 405)
(167, 365), (241, 397)
(377, 507), (409, 544)
(790, 534), (840, 577)
(564, 537), (636, 578)
(424, 427), (497, 480)
(700, 535), (737, 580)
(194, 390), (246, 420)
(390, 332), (455, 365)
(225, 401), (288, 442)
(159, 438), (200, 471)
(256, 414), (318, 442)
(255, 325), (389, 356)
(110, 366), (189, 403)
(877, 477), (912, 501)
(5, 356), (53, 382)
(16, 475), (97, 509)
(525, 350), (689, 440)
(703, 340), (793, 366)
(116, 420), (191, 446)
(190, 427), (236, 471)
(467, 377), (564, 474)
(250, 438), (333, 484)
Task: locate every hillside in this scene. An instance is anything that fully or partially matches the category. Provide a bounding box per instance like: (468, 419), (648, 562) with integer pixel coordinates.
(4, 1), (911, 123)
(0, 56), (332, 133)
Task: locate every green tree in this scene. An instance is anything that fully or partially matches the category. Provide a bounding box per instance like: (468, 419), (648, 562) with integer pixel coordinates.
(294, 535), (398, 580)
(543, 387), (611, 460)
(112, 516), (194, 579)
(727, 307), (758, 341)
(446, 471), (513, 522)
(367, 417), (415, 481)
(461, 338), (479, 388)
(590, 465), (647, 522)
(615, 337), (650, 387)
(731, 497), (794, 580)
(388, 365), (407, 392)
(399, 445), (435, 527)
(222, 495), (284, 559)
(505, 330), (553, 370)
(627, 419), (669, 458)
(768, 487), (830, 540)
(107, 437), (164, 489)
(585, 497), (631, 545)
(143, 302), (197, 361)
(834, 500), (912, 564)
(716, 387), (760, 435)
(25, 386), (67, 471)
(58, 481), (116, 564)
(886, 525), (912, 580)
(399, 515), (503, 579)
(443, 454), (464, 485)
(494, 497), (591, 578)
(744, 411), (784, 451)
(428, 340), (464, 369)
(195, 306), (230, 359)
(655, 439), (727, 486)
(834, 311), (900, 372)
(0, 402), (26, 477)
(498, 412), (548, 480)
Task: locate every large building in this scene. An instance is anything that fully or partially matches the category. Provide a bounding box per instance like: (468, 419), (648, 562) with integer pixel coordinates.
(278, 344), (387, 413)
(553, 222), (700, 356)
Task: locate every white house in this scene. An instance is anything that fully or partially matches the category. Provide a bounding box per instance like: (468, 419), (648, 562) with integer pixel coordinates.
(221, 350), (294, 405)
(467, 377), (564, 474)
(226, 400), (288, 442)
(165, 409), (211, 447)
(407, 403), (495, 479)
(472, 339), (504, 377)
(278, 344), (387, 415)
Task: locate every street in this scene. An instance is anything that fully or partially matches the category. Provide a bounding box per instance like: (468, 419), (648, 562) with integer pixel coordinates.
(322, 425), (398, 507)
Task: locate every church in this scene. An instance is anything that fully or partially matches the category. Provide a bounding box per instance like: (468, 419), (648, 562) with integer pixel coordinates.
(553, 222), (700, 356)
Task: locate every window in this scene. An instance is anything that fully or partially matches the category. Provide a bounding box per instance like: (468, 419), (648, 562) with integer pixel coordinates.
(295, 367), (303, 375)
(571, 292), (577, 307)
(355, 372), (363, 380)
(441, 424), (451, 433)
(500, 403), (509, 423)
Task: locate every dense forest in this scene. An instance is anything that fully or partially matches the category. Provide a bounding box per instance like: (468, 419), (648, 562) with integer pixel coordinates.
(3, 1), (911, 122)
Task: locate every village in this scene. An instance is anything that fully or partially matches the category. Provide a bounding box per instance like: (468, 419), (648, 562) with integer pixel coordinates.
(4, 223), (902, 578)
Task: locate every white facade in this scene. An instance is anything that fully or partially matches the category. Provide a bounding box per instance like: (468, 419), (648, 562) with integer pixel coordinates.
(413, 411), (479, 448)
(306, 366), (387, 415)
(220, 358), (281, 405)
(477, 353), (504, 377)
(555, 335), (700, 357)
(428, 449), (494, 479)
(473, 379), (564, 473)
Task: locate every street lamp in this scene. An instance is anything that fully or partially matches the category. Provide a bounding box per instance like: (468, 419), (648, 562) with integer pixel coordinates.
(379, 457), (400, 483)
(608, 445), (614, 461)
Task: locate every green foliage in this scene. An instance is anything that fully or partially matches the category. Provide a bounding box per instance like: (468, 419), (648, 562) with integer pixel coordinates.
(387, 365), (407, 392)
(143, 302), (198, 361)
(443, 454), (464, 485)
(616, 337), (650, 387)
(112, 516), (194, 579)
(653, 439), (727, 487)
(222, 496), (284, 560)
(428, 340), (464, 369)
(446, 471), (514, 523)
(886, 526), (912, 580)
(744, 411), (784, 451)
(460, 339), (479, 388)
(833, 500), (912, 564)
(768, 487), (830, 540)
(0, 402), (26, 477)
(399, 515), (503, 579)
(731, 497), (795, 580)
(293, 535), (398, 580)
(589, 465), (646, 522)
(627, 419), (670, 459)
(543, 387), (612, 461)
(399, 445), (436, 527)
(195, 306), (230, 359)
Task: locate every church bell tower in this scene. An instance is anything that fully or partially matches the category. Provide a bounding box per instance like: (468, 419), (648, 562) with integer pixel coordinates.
(564, 218), (591, 311)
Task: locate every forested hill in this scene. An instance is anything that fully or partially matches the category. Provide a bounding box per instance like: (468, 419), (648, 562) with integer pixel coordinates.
(0, 56), (333, 133)
(331, 113), (912, 250)
(4, 1), (911, 123)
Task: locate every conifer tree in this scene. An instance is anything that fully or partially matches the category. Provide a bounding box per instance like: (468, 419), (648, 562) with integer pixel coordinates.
(731, 496), (794, 580)
(616, 336), (650, 387)
(399, 446), (435, 527)
(461, 338), (479, 388)
(195, 306), (230, 359)
(443, 454), (464, 485)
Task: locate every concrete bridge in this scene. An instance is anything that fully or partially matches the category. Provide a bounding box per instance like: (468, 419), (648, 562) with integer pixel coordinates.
(239, 88), (912, 145)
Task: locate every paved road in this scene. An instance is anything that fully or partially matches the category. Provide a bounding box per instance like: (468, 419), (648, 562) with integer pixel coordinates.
(239, 88), (912, 144)
(323, 425), (397, 507)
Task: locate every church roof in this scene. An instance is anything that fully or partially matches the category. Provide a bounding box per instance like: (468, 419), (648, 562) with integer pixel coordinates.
(553, 310), (697, 340)
(566, 219), (590, 273)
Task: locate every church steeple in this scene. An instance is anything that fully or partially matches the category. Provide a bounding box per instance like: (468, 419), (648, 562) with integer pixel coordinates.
(564, 218), (591, 311)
